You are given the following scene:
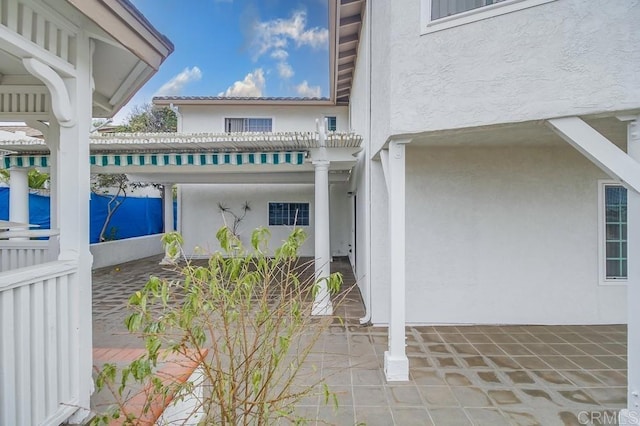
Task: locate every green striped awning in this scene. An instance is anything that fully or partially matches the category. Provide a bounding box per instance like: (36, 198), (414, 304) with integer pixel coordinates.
(3, 151), (306, 169)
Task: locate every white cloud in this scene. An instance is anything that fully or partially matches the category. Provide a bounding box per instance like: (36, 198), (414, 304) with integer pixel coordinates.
(218, 69), (265, 97)
(154, 66), (202, 97)
(270, 49), (289, 61)
(295, 80), (321, 98)
(252, 10), (328, 59)
(277, 62), (294, 79)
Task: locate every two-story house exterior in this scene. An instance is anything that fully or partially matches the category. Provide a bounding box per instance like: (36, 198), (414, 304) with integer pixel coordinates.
(153, 0), (640, 407)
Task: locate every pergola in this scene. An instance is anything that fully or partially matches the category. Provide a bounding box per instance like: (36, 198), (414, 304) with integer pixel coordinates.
(0, 0), (172, 423)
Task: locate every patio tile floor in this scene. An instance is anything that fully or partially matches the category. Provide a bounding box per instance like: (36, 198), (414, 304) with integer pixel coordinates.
(92, 255), (628, 425)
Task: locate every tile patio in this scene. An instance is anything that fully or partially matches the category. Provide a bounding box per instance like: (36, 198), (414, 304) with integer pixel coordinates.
(92, 256), (628, 425)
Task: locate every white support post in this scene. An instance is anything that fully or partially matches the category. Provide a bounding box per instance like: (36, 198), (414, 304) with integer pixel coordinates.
(622, 116), (640, 422)
(384, 139), (410, 382)
(313, 159), (333, 315)
(9, 167), (29, 239)
(160, 183), (176, 265)
(55, 33), (92, 424)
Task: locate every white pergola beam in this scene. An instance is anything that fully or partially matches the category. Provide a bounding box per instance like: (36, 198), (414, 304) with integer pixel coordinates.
(547, 117), (640, 193)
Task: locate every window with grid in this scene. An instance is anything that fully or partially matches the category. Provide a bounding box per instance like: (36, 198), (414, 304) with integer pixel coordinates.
(431, 0), (508, 20)
(268, 202), (309, 226)
(326, 116), (337, 132)
(225, 118), (272, 132)
(604, 185), (627, 279)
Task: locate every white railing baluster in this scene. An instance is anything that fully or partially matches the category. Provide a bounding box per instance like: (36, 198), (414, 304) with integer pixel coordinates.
(15, 284), (32, 425)
(20, 3), (33, 42)
(0, 290), (17, 426)
(35, 11), (45, 47)
(59, 30), (69, 62)
(6, 0), (18, 31)
(31, 279), (46, 422)
(57, 272), (70, 401)
(44, 277), (58, 415)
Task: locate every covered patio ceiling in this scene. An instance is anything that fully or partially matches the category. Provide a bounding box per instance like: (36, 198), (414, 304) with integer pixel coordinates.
(387, 115), (631, 150)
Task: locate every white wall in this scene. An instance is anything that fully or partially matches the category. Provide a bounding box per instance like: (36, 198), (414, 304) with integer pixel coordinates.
(178, 105), (350, 133)
(366, 0), (640, 153)
(398, 144), (626, 325)
(179, 183), (350, 258)
(90, 234), (164, 269)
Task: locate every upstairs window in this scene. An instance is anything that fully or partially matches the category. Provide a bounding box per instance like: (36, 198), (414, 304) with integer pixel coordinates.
(431, 0), (508, 20)
(268, 202), (309, 226)
(423, 0), (556, 34)
(326, 116), (337, 132)
(225, 118), (272, 132)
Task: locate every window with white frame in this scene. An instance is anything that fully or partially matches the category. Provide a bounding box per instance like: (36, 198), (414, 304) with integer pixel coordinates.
(225, 118), (272, 132)
(431, 0), (507, 20)
(601, 183), (627, 281)
(326, 116), (337, 132)
(423, 0), (556, 33)
(268, 202), (310, 226)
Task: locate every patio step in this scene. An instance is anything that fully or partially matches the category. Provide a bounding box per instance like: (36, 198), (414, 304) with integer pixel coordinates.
(93, 348), (208, 425)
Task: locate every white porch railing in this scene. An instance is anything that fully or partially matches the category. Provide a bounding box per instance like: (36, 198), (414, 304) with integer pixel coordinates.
(0, 240), (50, 272)
(0, 260), (80, 425)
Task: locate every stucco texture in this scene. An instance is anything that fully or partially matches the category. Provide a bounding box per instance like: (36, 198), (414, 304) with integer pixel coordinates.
(379, 0), (640, 152)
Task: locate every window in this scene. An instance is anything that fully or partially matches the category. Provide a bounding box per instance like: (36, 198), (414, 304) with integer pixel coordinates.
(225, 118), (272, 132)
(422, 0), (556, 34)
(601, 183), (627, 281)
(326, 116), (337, 132)
(268, 202), (309, 226)
(431, 0), (507, 20)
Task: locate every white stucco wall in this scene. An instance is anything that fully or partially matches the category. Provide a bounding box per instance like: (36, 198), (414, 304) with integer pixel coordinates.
(177, 105), (350, 133)
(90, 234), (164, 269)
(397, 144), (626, 325)
(366, 0), (640, 153)
(178, 183), (350, 258)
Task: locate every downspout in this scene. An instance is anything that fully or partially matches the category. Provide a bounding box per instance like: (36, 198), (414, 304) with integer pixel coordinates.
(359, 0), (373, 325)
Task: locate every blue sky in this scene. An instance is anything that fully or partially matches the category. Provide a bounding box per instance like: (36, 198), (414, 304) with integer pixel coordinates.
(114, 0), (330, 123)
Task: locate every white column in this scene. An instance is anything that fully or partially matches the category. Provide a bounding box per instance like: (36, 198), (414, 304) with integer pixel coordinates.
(160, 183), (176, 265)
(9, 167), (29, 231)
(312, 160), (333, 315)
(384, 140), (409, 382)
(623, 116), (640, 421)
(163, 184), (174, 233)
(56, 34), (92, 424)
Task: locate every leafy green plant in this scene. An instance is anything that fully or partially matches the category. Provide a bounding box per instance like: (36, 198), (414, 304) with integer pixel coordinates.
(94, 226), (345, 425)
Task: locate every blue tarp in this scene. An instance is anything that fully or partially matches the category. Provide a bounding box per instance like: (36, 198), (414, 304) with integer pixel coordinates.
(0, 187), (165, 243)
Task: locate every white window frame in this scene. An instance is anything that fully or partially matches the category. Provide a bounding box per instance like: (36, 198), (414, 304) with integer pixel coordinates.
(325, 116), (337, 132)
(598, 180), (628, 286)
(421, 0), (557, 35)
(267, 202), (310, 227)
(224, 117), (274, 132)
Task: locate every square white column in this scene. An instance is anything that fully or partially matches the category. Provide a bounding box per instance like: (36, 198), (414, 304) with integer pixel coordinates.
(384, 140), (409, 382)
(9, 167), (29, 240)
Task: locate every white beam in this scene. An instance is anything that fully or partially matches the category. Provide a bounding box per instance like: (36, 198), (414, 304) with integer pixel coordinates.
(384, 139), (410, 382)
(547, 117), (640, 192)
